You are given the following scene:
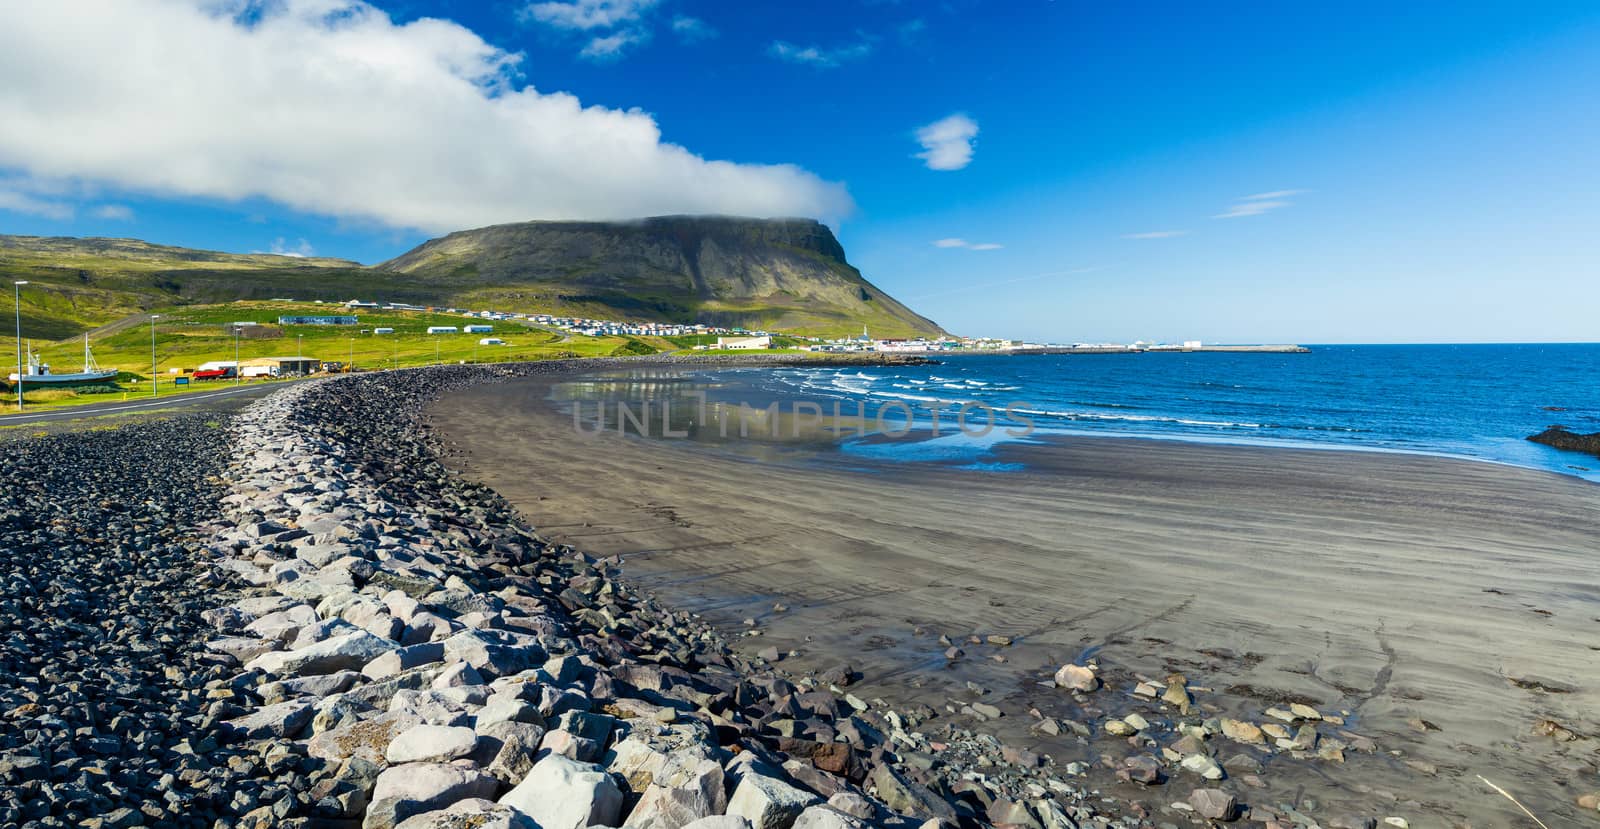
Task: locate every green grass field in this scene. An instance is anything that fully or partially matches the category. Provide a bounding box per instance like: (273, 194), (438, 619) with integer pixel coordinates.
(6, 301), (661, 411)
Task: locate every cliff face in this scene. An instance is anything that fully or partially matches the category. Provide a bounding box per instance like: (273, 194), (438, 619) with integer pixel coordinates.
(375, 216), (944, 338)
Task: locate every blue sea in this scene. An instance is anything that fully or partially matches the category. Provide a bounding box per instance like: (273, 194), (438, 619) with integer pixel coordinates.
(719, 344), (1600, 482)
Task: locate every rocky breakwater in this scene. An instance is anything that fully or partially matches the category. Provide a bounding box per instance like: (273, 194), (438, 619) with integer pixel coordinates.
(0, 416), (335, 828)
(197, 363), (1148, 829)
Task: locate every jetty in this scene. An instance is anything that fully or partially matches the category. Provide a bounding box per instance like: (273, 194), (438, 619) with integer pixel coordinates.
(1008, 343), (1310, 355)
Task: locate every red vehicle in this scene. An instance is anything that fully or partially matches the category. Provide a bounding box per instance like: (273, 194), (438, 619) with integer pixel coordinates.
(192, 367), (236, 381)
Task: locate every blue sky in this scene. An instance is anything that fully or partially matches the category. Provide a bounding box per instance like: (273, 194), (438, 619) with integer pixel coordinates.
(1, 1), (1597, 343)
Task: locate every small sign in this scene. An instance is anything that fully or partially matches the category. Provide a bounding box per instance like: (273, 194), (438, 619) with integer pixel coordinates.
(174, 376), (190, 386)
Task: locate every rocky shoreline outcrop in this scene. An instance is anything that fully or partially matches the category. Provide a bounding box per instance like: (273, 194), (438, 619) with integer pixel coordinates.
(183, 362), (1142, 829)
(1527, 425), (1600, 458)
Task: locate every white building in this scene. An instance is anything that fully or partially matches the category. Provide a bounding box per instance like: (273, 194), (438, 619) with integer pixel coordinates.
(426, 326), (459, 335)
(716, 335), (771, 350)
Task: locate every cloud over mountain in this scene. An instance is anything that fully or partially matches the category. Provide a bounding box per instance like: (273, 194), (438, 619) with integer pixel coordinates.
(0, 0), (851, 233)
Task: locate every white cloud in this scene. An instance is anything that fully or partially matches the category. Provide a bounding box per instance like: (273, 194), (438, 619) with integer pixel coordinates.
(0, 1), (851, 234)
(524, 0), (657, 30)
(1121, 230), (1188, 239)
(580, 28), (649, 61)
(92, 204), (135, 220)
(768, 40), (872, 68)
(671, 15), (716, 43)
(932, 238), (1001, 250)
(914, 113), (978, 171)
(522, 0), (666, 60)
(0, 186), (72, 220)
(1214, 190), (1306, 219)
(269, 237), (315, 258)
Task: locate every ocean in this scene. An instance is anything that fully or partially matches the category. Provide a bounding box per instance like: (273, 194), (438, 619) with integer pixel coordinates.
(690, 344), (1600, 482)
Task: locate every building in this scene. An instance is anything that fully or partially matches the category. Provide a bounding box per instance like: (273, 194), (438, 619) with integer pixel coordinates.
(716, 335), (772, 350)
(278, 315), (359, 326)
(373, 327), (395, 335)
(478, 337), (505, 345)
(426, 326), (459, 335)
(464, 324), (493, 334)
(239, 356), (320, 378)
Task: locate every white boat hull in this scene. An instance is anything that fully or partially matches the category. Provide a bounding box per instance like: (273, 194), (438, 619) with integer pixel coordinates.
(8, 369), (120, 385)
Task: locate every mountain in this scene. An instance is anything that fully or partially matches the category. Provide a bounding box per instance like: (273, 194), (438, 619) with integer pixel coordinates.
(0, 217), (942, 341)
(375, 216), (943, 337)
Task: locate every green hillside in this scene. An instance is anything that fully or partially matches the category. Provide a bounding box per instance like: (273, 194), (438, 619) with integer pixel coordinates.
(1, 216), (944, 343)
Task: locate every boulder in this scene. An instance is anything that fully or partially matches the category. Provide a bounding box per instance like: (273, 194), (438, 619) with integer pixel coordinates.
(476, 720), (547, 784)
(365, 762), (499, 829)
(309, 710), (425, 766)
(868, 765), (955, 822)
(1189, 788), (1237, 821)
(247, 629), (399, 677)
(1053, 664), (1098, 693)
(225, 699), (315, 740)
(393, 799), (536, 829)
(364, 642), (446, 681)
(726, 770), (821, 829)
(791, 806), (867, 829)
(385, 724), (479, 765)
(499, 754), (623, 829)
(624, 756), (726, 829)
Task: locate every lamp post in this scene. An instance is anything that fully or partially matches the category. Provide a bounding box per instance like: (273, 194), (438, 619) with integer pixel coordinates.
(234, 326), (241, 386)
(12, 280), (27, 411)
(349, 337), (354, 372)
(150, 314), (160, 398)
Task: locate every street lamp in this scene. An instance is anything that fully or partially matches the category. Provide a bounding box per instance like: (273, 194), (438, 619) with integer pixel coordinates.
(150, 314), (160, 398)
(234, 326), (242, 386)
(12, 280), (27, 411)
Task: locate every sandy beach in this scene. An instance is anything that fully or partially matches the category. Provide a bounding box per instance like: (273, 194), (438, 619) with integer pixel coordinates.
(428, 365), (1600, 826)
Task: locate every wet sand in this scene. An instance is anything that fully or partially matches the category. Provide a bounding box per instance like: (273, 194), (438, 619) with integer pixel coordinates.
(427, 368), (1600, 826)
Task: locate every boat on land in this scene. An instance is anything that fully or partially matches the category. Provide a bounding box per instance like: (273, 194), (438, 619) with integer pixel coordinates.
(6, 336), (120, 387)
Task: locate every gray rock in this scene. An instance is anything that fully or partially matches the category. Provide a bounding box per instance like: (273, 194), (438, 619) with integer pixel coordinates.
(393, 798), (537, 829)
(477, 694), (544, 728)
(365, 762), (500, 829)
(868, 765), (956, 823)
(726, 770), (821, 829)
(477, 720), (548, 784)
(247, 629), (399, 677)
(792, 806), (867, 829)
(826, 793), (874, 820)
(364, 642), (447, 681)
(225, 699), (315, 740)
(385, 724), (479, 764)
(308, 710), (425, 765)
(681, 819), (752, 829)
(1189, 788), (1237, 821)
(624, 755), (726, 829)
(499, 754), (623, 829)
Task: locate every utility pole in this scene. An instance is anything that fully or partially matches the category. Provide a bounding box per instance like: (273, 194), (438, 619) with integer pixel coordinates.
(234, 327), (241, 386)
(13, 280), (28, 411)
(150, 314), (160, 398)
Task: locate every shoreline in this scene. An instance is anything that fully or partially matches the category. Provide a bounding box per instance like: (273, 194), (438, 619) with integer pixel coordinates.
(428, 359), (1600, 827)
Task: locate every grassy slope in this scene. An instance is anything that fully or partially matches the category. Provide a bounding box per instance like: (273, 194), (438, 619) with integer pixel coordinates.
(17, 302), (649, 403)
(2, 228), (943, 346)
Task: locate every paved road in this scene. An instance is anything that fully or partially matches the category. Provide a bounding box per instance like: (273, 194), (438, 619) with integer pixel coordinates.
(0, 381), (299, 426)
